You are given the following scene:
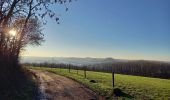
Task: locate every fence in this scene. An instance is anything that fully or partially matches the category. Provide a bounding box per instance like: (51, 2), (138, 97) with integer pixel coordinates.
(25, 61), (170, 82)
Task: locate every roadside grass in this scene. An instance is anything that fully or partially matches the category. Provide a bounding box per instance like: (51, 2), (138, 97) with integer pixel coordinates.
(0, 68), (38, 100)
(12, 75), (38, 100)
(31, 67), (170, 100)
(15, 69), (38, 100)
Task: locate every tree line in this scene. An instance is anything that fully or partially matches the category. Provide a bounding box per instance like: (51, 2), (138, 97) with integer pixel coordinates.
(26, 60), (170, 79)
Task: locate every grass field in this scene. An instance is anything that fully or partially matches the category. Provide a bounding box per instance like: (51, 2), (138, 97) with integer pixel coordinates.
(31, 67), (170, 100)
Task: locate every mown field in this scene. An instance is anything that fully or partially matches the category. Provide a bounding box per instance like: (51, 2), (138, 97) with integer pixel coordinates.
(31, 67), (170, 100)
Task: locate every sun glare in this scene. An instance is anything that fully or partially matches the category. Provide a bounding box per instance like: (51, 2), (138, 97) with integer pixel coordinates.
(9, 29), (17, 37)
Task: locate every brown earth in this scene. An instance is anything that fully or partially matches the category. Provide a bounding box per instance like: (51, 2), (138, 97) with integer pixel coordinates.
(32, 70), (105, 100)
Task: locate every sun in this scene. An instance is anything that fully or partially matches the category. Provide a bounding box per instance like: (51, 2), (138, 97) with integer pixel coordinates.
(9, 29), (17, 37)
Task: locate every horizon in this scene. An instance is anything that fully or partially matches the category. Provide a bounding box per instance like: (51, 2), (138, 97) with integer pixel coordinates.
(21, 56), (170, 62)
(23, 0), (170, 61)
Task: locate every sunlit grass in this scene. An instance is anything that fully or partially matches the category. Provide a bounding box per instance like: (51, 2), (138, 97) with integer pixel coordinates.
(31, 67), (170, 100)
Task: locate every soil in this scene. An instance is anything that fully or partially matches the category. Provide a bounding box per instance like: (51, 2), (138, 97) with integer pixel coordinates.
(31, 70), (105, 100)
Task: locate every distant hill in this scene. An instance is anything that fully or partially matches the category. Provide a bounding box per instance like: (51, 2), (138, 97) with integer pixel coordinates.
(20, 57), (127, 65)
(21, 56), (170, 65)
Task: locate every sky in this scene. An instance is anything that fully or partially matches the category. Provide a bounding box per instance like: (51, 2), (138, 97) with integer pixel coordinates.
(23, 0), (170, 61)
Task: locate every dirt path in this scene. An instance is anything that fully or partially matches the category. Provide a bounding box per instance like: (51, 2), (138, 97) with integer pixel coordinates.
(32, 70), (104, 100)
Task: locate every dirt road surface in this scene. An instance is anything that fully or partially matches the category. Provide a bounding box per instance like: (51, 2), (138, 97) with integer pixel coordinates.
(32, 70), (104, 100)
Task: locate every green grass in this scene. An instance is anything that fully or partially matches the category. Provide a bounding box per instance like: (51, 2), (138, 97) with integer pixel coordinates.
(31, 67), (170, 100)
(12, 76), (38, 100)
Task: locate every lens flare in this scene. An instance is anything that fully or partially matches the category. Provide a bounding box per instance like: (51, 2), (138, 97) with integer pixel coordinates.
(9, 29), (17, 37)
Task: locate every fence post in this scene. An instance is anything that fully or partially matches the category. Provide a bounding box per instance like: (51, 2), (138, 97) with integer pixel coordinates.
(112, 72), (114, 87)
(84, 67), (86, 78)
(112, 65), (115, 87)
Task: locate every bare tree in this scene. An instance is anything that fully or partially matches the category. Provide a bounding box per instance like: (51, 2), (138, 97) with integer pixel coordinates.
(0, 0), (73, 69)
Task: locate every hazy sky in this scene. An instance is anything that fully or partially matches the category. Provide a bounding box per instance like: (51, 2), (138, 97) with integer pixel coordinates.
(23, 0), (170, 61)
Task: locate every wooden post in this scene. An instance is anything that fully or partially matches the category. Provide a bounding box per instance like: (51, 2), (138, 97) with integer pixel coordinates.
(84, 68), (86, 78)
(112, 72), (115, 87)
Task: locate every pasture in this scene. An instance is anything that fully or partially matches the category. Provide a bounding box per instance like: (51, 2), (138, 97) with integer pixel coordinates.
(31, 67), (170, 100)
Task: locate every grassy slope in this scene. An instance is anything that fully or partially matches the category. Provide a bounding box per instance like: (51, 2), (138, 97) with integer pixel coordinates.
(31, 67), (170, 100)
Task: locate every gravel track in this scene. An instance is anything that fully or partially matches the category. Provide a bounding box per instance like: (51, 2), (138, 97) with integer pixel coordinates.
(32, 70), (104, 100)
